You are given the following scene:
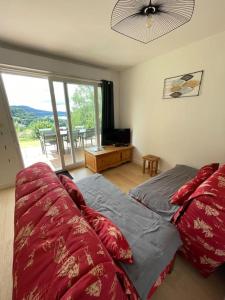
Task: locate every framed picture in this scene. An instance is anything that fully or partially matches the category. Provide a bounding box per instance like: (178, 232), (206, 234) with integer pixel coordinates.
(163, 70), (203, 99)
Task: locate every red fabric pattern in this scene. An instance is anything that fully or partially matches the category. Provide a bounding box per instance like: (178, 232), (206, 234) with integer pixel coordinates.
(81, 205), (134, 264)
(147, 257), (175, 299)
(13, 162), (139, 300)
(173, 164), (225, 276)
(58, 174), (86, 209)
(171, 163), (219, 206)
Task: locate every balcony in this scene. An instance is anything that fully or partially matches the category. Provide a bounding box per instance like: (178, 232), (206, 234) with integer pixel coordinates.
(19, 128), (97, 170)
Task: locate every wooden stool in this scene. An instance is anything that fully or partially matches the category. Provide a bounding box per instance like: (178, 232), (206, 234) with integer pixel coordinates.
(142, 155), (160, 176)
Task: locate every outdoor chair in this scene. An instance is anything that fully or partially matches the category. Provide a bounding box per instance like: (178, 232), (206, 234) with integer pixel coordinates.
(83, 128), (96, 146)
(72, 130), (80, 148)
(39, 128), (58, 154)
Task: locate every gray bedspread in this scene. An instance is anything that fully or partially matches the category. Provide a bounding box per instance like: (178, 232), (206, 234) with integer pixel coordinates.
(129, 165), (198, 221)
(76, 174), (182, 299)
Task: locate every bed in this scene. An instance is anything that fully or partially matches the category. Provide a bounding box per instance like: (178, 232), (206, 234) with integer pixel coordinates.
(76, 174), (182, 299)
(128, 164), (198, 221)
(128, 163), (225, 276)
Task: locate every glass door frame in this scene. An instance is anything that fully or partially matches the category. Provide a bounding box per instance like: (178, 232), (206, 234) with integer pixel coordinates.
(49, 76), (102, 170)
(0, 65), (102, 171)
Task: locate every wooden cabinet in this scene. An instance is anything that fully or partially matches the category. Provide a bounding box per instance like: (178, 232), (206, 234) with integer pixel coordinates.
(84, 146), (133, 173)
(121, 149), (132, 162)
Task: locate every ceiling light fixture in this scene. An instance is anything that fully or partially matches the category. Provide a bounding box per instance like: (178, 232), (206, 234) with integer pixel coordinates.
(144, 3), (157, 28)
(111, 0), (195, 44)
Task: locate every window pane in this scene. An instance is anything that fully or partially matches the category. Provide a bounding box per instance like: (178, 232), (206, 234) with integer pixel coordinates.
(67, 83), (97, 163)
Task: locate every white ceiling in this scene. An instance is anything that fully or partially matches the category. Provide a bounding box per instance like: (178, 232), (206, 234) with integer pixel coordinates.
(0, 0), (225, 71)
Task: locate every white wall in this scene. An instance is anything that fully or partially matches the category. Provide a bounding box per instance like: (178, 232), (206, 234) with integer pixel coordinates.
(0, 46), (120, 188)
(0, 47), (120, 126)
(120, 31), (225, 171)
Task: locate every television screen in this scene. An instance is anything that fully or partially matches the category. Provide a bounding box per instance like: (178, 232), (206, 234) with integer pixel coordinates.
(102, 129), (131, 146)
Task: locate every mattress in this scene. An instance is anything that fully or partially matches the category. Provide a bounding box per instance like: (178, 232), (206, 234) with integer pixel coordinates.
(129, 164), (198, 221)
(76, 174), (182, 299)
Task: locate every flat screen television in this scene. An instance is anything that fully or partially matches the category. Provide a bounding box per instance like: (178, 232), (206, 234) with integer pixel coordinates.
(102, 128), (131, 146)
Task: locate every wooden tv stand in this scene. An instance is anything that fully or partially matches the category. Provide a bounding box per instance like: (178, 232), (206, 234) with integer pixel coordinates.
(84, 145), (133, 173)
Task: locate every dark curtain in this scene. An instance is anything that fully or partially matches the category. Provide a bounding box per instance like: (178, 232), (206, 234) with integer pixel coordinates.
(101, 80), (115, 132)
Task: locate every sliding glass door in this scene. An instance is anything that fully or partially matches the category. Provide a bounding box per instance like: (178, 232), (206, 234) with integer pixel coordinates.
(50, 81), (74, 168)
(0, 70), (102, 171)
(50, 79), (101, 168)
(67, 83), (97, 164)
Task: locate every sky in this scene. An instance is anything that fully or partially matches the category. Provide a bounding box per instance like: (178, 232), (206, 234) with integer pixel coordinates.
(2, 73), (66, 112)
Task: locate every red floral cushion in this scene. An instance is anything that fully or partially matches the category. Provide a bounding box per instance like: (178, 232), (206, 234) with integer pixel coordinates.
(171, 163), (219, 206)
(81, 205), (133, 264)
(58, 174), (86, 209)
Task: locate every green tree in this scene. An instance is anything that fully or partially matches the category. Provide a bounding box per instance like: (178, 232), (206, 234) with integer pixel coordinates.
(70, 85), (95, 129)
(29, 119), (54, 139)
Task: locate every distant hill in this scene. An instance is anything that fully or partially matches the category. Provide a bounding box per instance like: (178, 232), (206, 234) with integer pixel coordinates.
(10, 105), (66, 119)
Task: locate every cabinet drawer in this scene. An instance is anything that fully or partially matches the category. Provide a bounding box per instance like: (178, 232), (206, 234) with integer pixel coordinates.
(85, 152), (96, 171)
(97, 152), (121, 170)
(105, 152), (121, 165)
(96, 157), (104, 170)
(121, 149), (132, 162)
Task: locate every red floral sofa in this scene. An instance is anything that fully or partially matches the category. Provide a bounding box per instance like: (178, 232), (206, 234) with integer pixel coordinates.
(173, 164), (225, 276)
(13, 163), (138, 300)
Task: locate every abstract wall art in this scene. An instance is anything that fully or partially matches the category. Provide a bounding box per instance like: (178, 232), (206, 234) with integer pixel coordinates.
(163, 70), (203, 99)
